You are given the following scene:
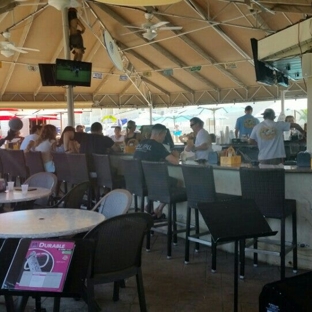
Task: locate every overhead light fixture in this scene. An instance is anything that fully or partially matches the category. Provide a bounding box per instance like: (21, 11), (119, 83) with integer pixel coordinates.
(1, 50), (14, 58)
(95, 0), (182, 6)
(143, 30), (157, 41)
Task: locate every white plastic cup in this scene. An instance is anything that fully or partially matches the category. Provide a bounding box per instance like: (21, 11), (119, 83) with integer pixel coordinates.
(21, 184), (29, 195)
(7, 181), (14, 191)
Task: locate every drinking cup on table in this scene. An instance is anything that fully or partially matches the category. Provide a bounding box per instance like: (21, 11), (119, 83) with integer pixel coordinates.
(7, 181), (14, 191)
(21, 184), (29, 195)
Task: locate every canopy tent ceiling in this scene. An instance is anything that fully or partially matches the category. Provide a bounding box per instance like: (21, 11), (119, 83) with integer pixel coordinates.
(0, 0), (310, 110)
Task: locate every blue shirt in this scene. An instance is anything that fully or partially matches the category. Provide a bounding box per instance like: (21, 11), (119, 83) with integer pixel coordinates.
(235, 114), (259, 138)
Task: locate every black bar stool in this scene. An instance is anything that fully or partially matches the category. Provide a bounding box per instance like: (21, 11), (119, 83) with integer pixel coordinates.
(239, 167), (297, 280)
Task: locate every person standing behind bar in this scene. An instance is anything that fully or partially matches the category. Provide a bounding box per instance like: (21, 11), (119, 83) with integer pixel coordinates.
(184, 117), (212, 161)
(249, 108), (305, 167)
(235, 105), (259, 139)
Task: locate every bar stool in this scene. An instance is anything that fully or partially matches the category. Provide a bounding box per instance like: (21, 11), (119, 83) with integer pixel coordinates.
(121, 158), (148, 212)
(141, 161), (187, 258)
(182, 164), (240, 272)
(239, 167), (297, 280)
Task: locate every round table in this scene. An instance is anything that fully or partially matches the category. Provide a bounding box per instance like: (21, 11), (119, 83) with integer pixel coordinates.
(0, 187), (52, 204)
(0, 208), (105, 238)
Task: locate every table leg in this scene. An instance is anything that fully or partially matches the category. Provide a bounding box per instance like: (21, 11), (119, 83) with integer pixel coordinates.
(234, 240), (238, 312)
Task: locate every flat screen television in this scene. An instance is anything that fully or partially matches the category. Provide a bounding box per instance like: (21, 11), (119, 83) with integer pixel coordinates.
(250, 38), (275, 86)
(55, 58), (92, 87)
(38, 63), (57, 86)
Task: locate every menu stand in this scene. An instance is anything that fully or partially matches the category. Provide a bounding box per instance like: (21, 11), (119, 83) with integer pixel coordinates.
(197, 199), (277, 312)
(0, 238), (94, 312)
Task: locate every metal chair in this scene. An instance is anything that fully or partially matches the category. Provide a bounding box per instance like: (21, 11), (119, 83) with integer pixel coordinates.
(51, 181), (91, 209)
(52, 152), (70, 195)
(141, 161), (187, 258)
(92, 154), (125, 200)
(0, 149), (29, 183)
(24, 151), (45, 176)
(23, 172), (57, 207)
(92, 189), (132, 219)
(83, 213), (153, 312)
(239, 167), (297, 280)
(182, 164), (241, 272)
(121, 158), (147, 212)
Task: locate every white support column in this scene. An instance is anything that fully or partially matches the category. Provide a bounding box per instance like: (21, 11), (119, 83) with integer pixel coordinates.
(62, 7), (75, 127)
(306, 77), (312, 152)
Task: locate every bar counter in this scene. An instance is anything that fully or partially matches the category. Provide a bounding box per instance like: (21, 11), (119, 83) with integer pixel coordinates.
(111, 154), (312, 270)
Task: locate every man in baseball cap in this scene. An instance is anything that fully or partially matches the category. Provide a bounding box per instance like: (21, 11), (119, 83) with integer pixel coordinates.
(249, 108), (305, 167)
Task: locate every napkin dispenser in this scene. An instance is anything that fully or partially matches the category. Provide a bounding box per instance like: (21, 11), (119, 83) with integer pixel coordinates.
(296, 151), (311, 167)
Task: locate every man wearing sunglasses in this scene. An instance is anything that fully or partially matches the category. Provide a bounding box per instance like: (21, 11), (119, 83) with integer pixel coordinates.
(185, 117), (212, 161)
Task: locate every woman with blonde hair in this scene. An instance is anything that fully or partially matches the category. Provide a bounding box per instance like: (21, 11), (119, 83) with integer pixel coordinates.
(26, 124), (57, 172)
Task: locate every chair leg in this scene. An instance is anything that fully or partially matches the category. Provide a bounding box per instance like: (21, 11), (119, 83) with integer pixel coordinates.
(134, 195), (138, 212)
(113, 281), (120, 301)
(172, 203), (178, 245)
(184, 206), (191, 264)
(195, 208), (200, 252)
(167, 203), (172, 259)
(280, 218), (286, 280)
(86, 279), (96, 312)
(140, 196), (145, 213)
(145, 200), (152, 251)
(253, 238), (258, 266)
(239, 239), (245, 279)
(211, 241), (217, 273)
(136, 270), (147, 312)
(292, 211), (298, 273)
(53, 297), (61, 312)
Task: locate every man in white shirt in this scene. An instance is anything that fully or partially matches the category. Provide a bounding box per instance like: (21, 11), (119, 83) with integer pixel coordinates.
(20, 125), (42, 151)
(110, 126), (124, 145)
(250, 108), (305, 167)
(185, 117), (212, 161)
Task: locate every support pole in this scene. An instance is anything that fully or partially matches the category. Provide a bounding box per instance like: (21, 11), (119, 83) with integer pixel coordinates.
(62, 7), (74, 127)
(306, 77), (312, 152)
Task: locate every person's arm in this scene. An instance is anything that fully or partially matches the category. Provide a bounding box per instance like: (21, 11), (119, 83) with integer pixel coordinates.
(77, 19), (85, 34)
(24, 140), (35, 153)
(234, 129), (239, 138)
(111, 143), (121, 152)
(249, 138), (257, 145)
(290, 123), (305, 136)
(193, 142), (209, 151)
(63, 131), (75, 152)
(165, 152), (180, 165)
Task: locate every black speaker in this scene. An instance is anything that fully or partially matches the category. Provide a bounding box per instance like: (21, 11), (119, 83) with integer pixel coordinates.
(259, 272), (312, 312)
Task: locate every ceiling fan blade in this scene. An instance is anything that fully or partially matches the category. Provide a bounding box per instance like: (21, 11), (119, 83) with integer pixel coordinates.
(16, 47), (40, 52)
(124, 25), (142, 29)
(121, 30), (145, 36)
(151, 21), (169, 29)
(158, 26), (183, 31)
(6, 44), (27, 53)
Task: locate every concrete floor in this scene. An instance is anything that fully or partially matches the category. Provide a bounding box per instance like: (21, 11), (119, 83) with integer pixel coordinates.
(0, 233), (304, 312)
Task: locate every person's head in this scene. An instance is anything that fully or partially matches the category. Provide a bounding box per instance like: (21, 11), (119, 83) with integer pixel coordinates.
(30, 125), (42, 135)
(114, 126), (121, 135)
(261, 108), (276, 120)
(39, 124), (57, 141)
(59, 126), (75, 146)
(76, 125), (84, 132)
(151, 123), (167, 143)
(245, 105), (253, 114)
(126, 120), (136, 133)
(91, 122), (103, 134)
(189, 117), (204, 134)
(68, 7), (77, 21)
(285, 115), (295, 123)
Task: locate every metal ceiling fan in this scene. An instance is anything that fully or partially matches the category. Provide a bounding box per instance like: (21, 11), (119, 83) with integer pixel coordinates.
(0, 31), (39, 57)
(124, 12), (182, 41)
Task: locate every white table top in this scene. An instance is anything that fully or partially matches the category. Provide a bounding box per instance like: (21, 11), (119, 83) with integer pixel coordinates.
(0, 208), (105, 238)
(0, 187), (52, 204)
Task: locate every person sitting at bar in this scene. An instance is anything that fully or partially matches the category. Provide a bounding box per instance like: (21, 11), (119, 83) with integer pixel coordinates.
(26, 124), (57, 173)
(184, 117), (212, 162)
(134, 123), (179, 219)
(20, 125), (42, 151)
(56, 126), (79, 153)
(124, 120), (141, 145)
(110, 126), (124, 145)
(75, 124), (85, 133)
(249, 108), (305, 167)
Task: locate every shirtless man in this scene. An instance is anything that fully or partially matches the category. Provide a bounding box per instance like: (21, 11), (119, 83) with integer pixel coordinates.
(68, 8), (85, 61)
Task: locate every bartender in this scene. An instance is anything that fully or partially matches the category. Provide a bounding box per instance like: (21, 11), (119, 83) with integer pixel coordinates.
(249, 108), (305, 167)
